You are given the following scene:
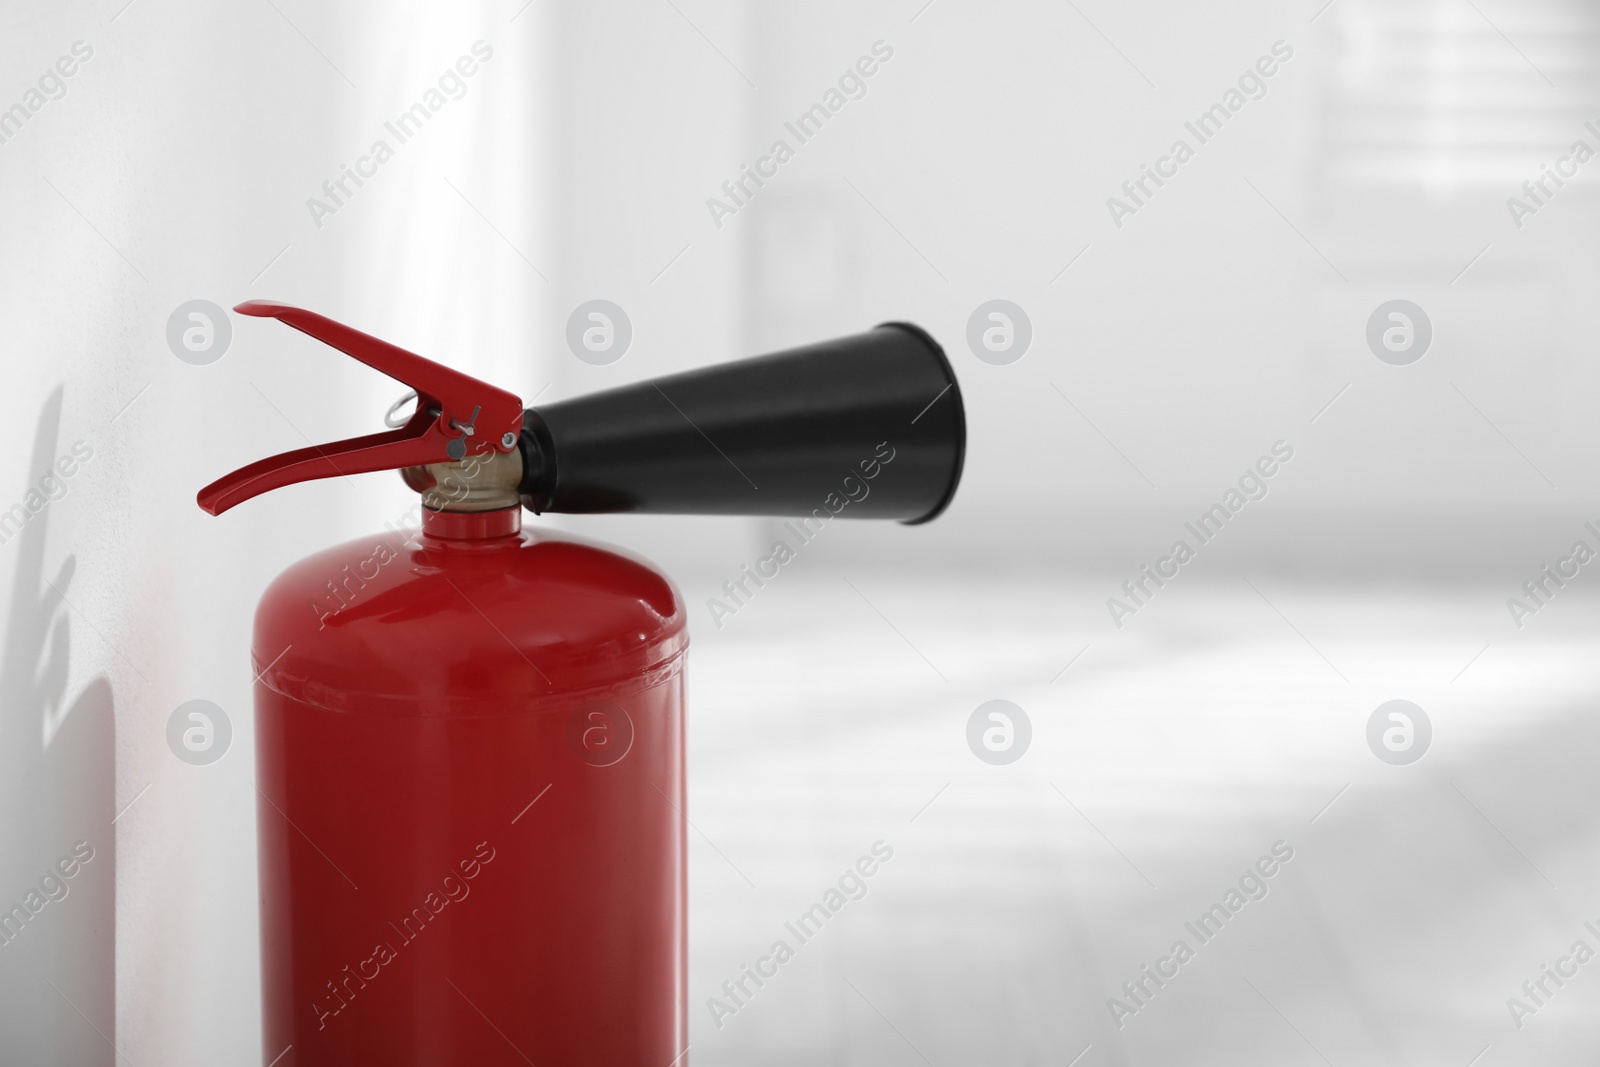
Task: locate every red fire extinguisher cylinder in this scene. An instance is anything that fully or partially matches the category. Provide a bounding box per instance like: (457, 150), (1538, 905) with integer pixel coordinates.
(197, 302), (965, 1065)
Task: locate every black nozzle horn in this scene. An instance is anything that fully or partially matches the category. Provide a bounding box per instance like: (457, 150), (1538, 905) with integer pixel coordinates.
(518, 323), (964, 523)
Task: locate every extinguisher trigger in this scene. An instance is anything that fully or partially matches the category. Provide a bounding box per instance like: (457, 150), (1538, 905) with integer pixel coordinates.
(196, 302), (524, 516)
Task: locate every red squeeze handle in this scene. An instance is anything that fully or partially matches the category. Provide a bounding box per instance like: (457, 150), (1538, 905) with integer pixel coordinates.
(197, 302), (523, 516)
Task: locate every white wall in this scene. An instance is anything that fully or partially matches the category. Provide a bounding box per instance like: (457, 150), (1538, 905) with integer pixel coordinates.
(720, 0), (1600, 580)
(1, 1), (558, 1061)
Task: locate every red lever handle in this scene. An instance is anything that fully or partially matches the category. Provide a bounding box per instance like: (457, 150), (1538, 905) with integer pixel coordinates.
(196, 301), (523, 515)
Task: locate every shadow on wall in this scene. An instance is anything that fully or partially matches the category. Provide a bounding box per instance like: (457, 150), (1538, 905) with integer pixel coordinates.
(0, 386), (115, 1061)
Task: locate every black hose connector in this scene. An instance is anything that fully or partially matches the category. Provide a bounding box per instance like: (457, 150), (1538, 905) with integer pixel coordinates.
(518, 323), (964, 523)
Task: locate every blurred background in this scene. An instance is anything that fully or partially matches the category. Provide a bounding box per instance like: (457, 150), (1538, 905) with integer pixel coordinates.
(3, 0), (1600, 1062)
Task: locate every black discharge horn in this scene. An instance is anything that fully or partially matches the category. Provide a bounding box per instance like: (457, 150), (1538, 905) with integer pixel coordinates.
(517, 322), (966, 524)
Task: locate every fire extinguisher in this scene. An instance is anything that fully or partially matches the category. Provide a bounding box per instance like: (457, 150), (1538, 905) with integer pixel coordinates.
(197, 301), (965, 1066)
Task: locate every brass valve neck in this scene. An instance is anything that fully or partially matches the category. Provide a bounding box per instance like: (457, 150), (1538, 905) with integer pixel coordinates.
(402, 448), (524, 512)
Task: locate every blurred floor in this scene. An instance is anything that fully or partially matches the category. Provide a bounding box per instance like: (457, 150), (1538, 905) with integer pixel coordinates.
(682, 570), (1600, 1066)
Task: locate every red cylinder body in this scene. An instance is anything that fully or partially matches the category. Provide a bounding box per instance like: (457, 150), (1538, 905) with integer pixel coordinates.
(252, 506), (688, 1065)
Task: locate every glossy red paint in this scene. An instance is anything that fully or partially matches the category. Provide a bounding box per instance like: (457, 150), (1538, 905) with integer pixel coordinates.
(253, 506), (688, 1065)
